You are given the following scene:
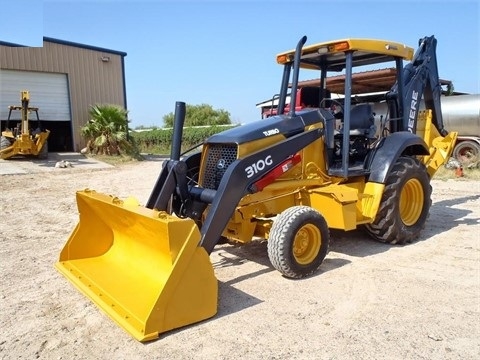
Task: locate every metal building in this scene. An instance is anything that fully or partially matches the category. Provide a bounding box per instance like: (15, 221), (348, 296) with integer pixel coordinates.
(0, 37), (127, 152)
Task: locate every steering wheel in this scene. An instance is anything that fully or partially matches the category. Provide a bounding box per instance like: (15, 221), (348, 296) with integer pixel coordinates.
(321, 98), (344, 112)
(320, 98), (344, 120)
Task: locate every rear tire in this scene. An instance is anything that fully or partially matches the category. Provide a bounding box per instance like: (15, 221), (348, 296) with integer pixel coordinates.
(365, 156), (431, 244)
(0, 136), (11, 150)
(268, 206), (329, 278)
(453, 140), (480, 165)
(37, 141), (48, 160)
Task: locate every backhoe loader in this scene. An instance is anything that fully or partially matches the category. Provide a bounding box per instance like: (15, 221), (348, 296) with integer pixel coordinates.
(56, 35), (457, 341)
(0, 91), (49, 160)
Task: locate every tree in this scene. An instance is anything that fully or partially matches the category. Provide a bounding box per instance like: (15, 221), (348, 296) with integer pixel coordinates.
(163, 103), (231, 128)
(81, 104), (131, 155)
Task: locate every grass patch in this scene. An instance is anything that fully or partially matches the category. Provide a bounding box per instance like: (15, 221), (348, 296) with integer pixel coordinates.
(137, 144), (171, 155)
(86, 153), (145, 165)
(434, 165), (480, 180)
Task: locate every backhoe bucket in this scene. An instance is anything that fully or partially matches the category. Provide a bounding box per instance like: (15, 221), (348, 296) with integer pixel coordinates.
(55, 190), (218, 342)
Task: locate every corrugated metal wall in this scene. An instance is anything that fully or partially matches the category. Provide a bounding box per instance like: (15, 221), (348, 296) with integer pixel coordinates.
(0, 39), (126, 150)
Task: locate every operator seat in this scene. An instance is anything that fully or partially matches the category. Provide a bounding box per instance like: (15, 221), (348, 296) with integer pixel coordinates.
(348, 103), (376, 138)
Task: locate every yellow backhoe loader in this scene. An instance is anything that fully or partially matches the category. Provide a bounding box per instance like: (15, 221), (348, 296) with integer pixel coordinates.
(0, 90), (49, 160)
(56, 35), (457, 341)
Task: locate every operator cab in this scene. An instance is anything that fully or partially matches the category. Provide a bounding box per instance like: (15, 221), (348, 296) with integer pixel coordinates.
(275, 37), (414, 177)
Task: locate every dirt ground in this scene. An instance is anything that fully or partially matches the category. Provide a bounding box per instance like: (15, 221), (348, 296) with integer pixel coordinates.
(0, 157), (479, 360)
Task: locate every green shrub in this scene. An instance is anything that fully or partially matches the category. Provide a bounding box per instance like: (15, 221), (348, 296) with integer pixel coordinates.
(131, 125), (237, 155)
(81, 104), (131, 155)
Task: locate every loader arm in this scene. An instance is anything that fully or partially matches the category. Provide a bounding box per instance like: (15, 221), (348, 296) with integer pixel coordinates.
(146, 127), (323, 254)
(199, 127), (321, 254)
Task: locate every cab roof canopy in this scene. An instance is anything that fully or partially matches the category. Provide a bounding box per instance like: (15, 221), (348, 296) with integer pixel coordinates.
(276, 38), (414, 72)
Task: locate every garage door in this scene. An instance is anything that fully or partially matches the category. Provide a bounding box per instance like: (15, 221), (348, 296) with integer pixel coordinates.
(0, 69), (71, 121)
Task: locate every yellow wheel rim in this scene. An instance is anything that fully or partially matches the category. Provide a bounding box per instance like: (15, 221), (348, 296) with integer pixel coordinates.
(399, 178), (424, 226)
(292, 224), (321, 265)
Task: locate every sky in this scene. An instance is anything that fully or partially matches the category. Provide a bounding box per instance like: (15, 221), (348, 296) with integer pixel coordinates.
(1, 0), (479, 128)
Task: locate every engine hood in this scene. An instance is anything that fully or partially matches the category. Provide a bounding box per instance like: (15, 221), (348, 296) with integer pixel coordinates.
(206, 108), (330, 144)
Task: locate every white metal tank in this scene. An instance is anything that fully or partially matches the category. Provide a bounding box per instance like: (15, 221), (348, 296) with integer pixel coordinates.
(372, 94), (480, 135)
(441, 94), (480, 135)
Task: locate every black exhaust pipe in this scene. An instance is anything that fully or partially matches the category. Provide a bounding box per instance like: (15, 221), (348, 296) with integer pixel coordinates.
(171, 101), (186, 160)
(289, 36), (307, 117)
(146, 101), (185, 210)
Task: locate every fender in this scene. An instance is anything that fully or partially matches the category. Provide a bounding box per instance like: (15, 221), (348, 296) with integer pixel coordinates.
(367, 132), (429, 184)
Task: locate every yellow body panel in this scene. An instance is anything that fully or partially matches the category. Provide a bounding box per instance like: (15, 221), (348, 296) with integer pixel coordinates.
(226, 177), (386, 239)
(359, 182), (386, 221)
(56, 190), (217, 342)
(309, 184), (358, 230)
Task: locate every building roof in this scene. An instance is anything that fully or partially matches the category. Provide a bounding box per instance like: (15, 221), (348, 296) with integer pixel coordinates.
(0, 37), (127, 57)
(298, 68), (453, 95)
(257, 68), (460, 108)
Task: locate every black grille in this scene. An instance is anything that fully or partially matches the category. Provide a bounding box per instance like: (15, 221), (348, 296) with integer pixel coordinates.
(202, 144), (238, 190)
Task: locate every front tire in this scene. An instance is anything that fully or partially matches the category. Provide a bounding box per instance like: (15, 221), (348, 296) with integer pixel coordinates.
(365, 156), (431, 244)
(268, 206), (329, 279)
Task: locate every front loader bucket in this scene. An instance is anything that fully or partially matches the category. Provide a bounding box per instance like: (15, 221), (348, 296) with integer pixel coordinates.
(55, 190), (218, 342)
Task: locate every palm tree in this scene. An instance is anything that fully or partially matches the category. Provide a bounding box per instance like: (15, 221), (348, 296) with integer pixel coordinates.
(81, 104), (131, 155)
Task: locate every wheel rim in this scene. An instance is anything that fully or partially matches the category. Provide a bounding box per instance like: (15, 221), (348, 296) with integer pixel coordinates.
(292, 224), (321, 265)
(399, 178), (424, 226)
(459, 148), (474, 162)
